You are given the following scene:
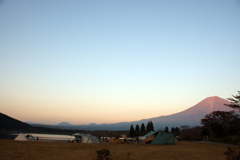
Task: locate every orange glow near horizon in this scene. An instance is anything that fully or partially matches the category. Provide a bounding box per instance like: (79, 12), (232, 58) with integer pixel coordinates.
(1, 93), (208, 125)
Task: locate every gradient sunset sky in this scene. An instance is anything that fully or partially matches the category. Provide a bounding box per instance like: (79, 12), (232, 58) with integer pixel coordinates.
(0, 0), (239, 125)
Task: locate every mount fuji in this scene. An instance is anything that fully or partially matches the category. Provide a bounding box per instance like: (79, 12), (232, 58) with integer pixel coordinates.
(34, 96), (234, 130)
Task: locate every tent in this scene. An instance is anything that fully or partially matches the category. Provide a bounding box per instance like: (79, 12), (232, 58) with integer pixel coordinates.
(108, 134), (127, 143)
(14, 133), (28, 141)
(151, 131), (175, 144)
(73, 133), (85, 137)
(140, 131), (175, 145)
(140, 131), (156, 140)
(73, 133), (99, 143)
(139, 131), (156, 144)
(120, 134), (128, 140)
(108, 137), (115, 143)
(82, 135), (99, 143)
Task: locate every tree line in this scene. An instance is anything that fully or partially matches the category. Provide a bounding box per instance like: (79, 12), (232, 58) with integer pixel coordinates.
(129, 121), (181, 138)
(180, 91), (240, 143)
(129, 121), (154, 137)
(200, 91), (240, 140)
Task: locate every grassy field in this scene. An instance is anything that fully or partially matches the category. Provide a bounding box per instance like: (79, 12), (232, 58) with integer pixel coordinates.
(0, 139), (239, 160)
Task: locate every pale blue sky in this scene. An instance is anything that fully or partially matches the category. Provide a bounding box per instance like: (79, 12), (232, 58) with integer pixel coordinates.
(0, 0), (239, 125)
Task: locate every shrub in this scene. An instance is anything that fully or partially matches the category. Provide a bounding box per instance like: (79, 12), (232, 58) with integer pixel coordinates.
(211, 123), (225, 139)
(126, 152), (132, 159)
(180, 126), (203, 141)
(96, 149), (112, 160)
(224, 137), (232, 143)
(233, 137), (240, 144)
(224, 147), (240, 160)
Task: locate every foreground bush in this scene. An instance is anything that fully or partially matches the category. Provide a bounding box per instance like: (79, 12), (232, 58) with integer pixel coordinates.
(96, 149), (111, 160)
(224, 147), (240, 160)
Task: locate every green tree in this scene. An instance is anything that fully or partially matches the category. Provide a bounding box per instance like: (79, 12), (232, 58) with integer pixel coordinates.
(141, 123), (145, 132)
(165, 126), (169, 133)
(211, 122), (225, 138)
(201, 110), (240, 136)
(225, 91), (240, 111)
(171, 127), (175, 133)
(180, 126), (203, 141)
(135, 124), (140, 132)
(146, 121), (154, 132)
(146, 122), (150, 132)
(201, 111), (239, 131)
(175, 127), (180, 136)
(129, 124), (135, 138)
(150, 121), (154, 131)
(201, 127), (210, 137)
(180, 125), (190, 132)
(135, 124), (140, 136)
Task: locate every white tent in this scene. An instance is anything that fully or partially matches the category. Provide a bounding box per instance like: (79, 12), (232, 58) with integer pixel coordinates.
(72, 133), (99, 143)
(82, 135), (99, 143)
(73, 133), (85, 137)
(14, 133), (28, 141)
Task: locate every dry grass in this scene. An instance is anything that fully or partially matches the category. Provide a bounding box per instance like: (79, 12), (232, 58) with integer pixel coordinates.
(0, 139), (239, 160)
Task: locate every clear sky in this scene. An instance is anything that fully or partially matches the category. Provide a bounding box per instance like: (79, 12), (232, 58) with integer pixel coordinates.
(0, 0), (239, 125)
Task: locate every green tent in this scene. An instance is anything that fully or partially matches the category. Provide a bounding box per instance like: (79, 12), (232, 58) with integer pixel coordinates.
(141, 131), (175, 145)
(151, 131), (175, 145)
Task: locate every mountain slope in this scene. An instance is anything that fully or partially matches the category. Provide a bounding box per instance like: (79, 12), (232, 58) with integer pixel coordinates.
(0, 112), (32, 130)
(57, 122), (72, 126)
(146, 96), (233, 128)
(31, 96), (234, 130)
(96, 96), (233, 130)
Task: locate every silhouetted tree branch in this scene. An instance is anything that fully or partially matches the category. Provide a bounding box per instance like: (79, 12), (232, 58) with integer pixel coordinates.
(225, 91), (240, 111)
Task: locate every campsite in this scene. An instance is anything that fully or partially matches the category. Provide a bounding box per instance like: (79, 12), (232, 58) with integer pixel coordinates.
(2, 131), (239, 159)
(1, 1), (240, 159)
(1, 114), (239, 159)
(0, 139), (238, 160)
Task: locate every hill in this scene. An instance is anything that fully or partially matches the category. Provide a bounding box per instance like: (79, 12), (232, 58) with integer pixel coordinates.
(57, 122), (72, 126)
(0, 112), (32, 131)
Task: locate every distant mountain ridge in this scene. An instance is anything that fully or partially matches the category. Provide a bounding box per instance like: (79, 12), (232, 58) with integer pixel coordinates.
(144, 96), (233, 128)
(57, 122), (72, 126)
(31, 96), (234, 130)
